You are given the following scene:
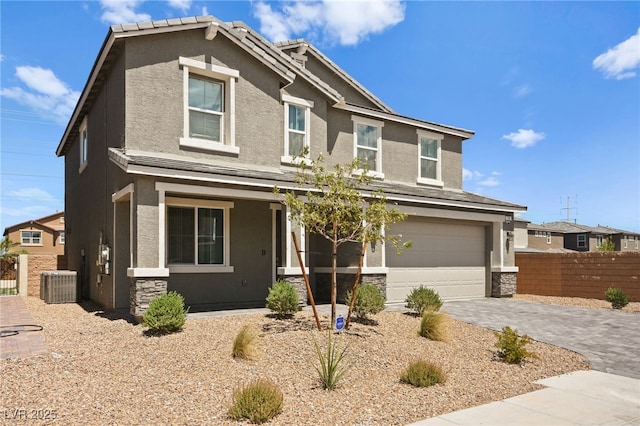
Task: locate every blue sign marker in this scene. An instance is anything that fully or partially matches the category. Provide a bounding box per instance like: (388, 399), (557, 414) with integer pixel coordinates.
(335, 315), (345, 331)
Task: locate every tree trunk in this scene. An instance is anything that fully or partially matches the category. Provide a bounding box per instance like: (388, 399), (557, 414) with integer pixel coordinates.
(345, 240), (367, 329)
(331, 220), (338, 326)
(291, 232), (321, 331)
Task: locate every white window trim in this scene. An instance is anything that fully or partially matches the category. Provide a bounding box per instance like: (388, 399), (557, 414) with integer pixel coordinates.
(577, 234), (587, 248)
(165, 196), (234, 273)
(281, 94), (313, 165)
(416, 129), (444, 187)
(20, 230), (43, 246)
(546, 232), (551, 244)
(60, 232), (65, 245)
(179, 56), (239, 155)
(352, 115), (384, 179)
(79, 117), (88, 173)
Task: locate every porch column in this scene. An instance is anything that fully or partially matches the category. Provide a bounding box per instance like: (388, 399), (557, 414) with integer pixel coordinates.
(491, 218), (518, 297)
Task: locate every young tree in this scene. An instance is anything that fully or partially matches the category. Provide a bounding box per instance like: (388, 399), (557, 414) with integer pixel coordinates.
(0, 237), (27, 258)
(596, 237), (615, 252)
(274, 154), (408, 327)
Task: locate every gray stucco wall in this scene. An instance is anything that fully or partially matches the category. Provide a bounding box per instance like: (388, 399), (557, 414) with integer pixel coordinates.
(166, 198), (273, 309)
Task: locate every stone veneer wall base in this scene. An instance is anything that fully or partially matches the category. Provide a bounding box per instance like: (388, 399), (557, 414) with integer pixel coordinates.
(491, 272), (517, 298)
(130, 277), (168, 321)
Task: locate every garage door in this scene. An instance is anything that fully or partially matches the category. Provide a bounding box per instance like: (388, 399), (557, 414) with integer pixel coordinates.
(386, 218), (487, 304)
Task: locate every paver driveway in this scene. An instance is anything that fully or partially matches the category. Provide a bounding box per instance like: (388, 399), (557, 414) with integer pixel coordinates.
(442, 298), (640, 379)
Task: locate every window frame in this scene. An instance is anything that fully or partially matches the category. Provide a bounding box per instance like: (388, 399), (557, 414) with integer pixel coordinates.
(352, 115), (384, 179)
(79, 117), (88, 173)
(281, 94), (313, 165)
(59, 232), (65, 245)
(416, 129), (444, 187)
(21, 230), (42, 246)
(577, 234), (587, 248)
(179, 57), (239, 155)
(165, 197), (234, 273)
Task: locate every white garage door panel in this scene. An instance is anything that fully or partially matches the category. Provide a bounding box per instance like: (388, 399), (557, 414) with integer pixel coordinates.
(386, 267), (486, 304)
(386, 219), (486, 303)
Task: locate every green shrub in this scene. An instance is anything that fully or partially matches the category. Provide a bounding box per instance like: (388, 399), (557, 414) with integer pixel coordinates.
(494, 326), (537, 364)
(228, 379), (283, 424)
(312, 330), (350, 390)
(142, 291), (188, 334)
(345, 283), (385, 320)
(265, 280), (298, 319)
(232, 325), (258, 360)
(405, 286), (442, 316)
(605, 287), (629, 309)
(419, 310), (449, 342)
(400, 360), (446, 387)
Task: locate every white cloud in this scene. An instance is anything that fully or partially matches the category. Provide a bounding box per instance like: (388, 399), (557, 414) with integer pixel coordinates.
(593, 27), (640, 80)
(253, 0), (405, 45)
(0, 66), (80, 125)
(513, 83), (532, 98)
(168, 0), (191, 13)
(502, 128), (545, 149)
(99, 0), (151, 25)
(201, 6), (209, 16)
(463, 168), (482, 181)
(478, 172), (501, 187)
(7, 188), (58, 203)
(0, 54), (5, 62)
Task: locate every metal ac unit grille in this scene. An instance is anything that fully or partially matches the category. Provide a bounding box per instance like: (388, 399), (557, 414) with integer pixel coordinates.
(41, 271), (77, 304)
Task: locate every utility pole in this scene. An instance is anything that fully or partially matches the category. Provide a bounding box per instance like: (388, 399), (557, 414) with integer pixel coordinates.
(561, 196), (577, 223)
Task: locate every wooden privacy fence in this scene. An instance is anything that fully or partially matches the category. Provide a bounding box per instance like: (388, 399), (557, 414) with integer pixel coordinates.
(515, 252), (640, 302)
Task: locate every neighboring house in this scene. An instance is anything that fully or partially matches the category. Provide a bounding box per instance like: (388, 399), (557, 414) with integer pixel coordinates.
(55, 16), (526, 317)
(2, 212), (65, 256)
(523, 222), (567, 252)
(529, 221), (640, 252)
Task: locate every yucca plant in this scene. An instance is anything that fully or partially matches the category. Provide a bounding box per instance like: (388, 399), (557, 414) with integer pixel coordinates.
(228, 379), (283, 424)
(312, 330), (350, 390)
(232, 325), (258, 360)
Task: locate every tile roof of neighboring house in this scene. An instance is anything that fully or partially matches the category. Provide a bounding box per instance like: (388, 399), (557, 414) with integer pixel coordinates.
(2, 212), (64, 236)
(109, 148), (526, 213)
(526, 223), (564, 233)
(534, 221), (639, 236)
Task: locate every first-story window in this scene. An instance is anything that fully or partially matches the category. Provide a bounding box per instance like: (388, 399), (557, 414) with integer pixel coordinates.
(21, 231), (42, 245)
(167, 206), (224, 265)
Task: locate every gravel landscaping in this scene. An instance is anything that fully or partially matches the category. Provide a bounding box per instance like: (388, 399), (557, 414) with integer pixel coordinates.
(514, 294), (640, 313)
(1, 297), (589, 425)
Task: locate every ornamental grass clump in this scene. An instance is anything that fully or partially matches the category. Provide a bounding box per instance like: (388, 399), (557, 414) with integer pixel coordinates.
(312, 330), (350, 390)
(419, 310), (449, 342)
(265, 280), (298, 319)
(494, 326), (537, 364)
(232, 325), (259, 360)
(142, 291), (188, 334)
(405, 286), (442, 316)
(400, 360), (447, 388)
(605, 287), (629, 310)
(345, 283), (385, 321)
(228, 379), (283, 424)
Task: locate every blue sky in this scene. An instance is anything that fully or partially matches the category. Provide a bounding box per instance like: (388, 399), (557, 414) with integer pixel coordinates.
(1, 1), (639, 233)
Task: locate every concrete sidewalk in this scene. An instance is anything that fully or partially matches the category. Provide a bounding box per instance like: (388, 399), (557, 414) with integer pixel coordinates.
(410, 370), (640, 425)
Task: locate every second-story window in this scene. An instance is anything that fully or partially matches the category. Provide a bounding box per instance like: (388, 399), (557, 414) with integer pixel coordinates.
(352, 116), (384, 178)
(179, 57), (239, 155)
(417, 130), (443, 186)
(577, 234), (587, 248)
(188, 76), (223, 142)
(79, 117), (88, 173)
(282, 94), (313, 164)
(21, 230), (42, 246)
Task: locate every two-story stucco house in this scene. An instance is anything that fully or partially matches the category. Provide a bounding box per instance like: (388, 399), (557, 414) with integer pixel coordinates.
(55, 16), (526, 317)
(3, 212), (65, 256)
